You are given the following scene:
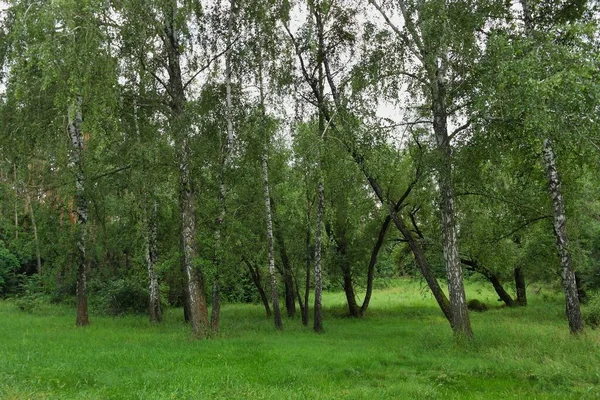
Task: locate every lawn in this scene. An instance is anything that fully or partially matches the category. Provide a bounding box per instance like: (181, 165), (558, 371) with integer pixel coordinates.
(1, 279), (599, 399)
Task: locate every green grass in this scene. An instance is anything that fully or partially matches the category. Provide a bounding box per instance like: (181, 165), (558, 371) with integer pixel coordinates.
(1, 279), (599, 399)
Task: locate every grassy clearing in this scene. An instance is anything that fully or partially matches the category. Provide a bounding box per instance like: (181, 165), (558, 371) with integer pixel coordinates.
(1, 279), (599, 399)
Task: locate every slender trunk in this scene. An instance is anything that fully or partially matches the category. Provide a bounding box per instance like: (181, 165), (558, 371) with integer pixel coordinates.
(146, 200), (162, 323)
(133, 97), (162, 323)
(302, 196), (312, 326)
(461, 259), (514, 307)
(27, 194), (42, 276)
(327, 224), (360, 317)
(361, 215), (391, 315)
(262, 155), (283, 330)
(244, 258), (271, 317)
(271, 198), (296, 317)
(13, 163), (18, 240)
(69, 95), (89, 327)
(542, 138), (583, 333)
(514, 267), (527, 306)
(294, 271), (305, 319)
(341, 261), (360, 317)
(258, 39), (282, 330)
(211, 0), (237, 334)
(313, 179), (324, 333)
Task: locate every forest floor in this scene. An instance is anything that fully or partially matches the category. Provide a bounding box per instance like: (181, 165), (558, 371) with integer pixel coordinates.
(1, 279), (599, 399)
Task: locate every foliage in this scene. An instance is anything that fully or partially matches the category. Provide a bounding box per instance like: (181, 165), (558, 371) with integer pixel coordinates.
(583, 295), (600, 329)
(0, 240), (20, 297)
(89, 278), (152, 316)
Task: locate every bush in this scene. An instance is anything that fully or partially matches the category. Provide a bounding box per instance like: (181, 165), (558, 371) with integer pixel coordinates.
(467, 299), (488, 312)
(583, 296), (600, 329)
(0, 240), (21, 297)
(91, 278), (149, 316)
(15, 275), (47, 313)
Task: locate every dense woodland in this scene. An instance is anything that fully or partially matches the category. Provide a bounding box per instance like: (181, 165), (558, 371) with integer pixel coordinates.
(0, 0), (599, 340)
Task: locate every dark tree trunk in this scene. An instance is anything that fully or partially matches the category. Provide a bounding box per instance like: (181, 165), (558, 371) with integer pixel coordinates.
(542, 138), (583, 333)
(313, 179), (325, 333)
(271, 198), (296, 317)
(244, 258), (271, 317)
(461, 259), (515, 307)
(341, 261), (360, 317)
(326, 224), (360, 317)
(361, 215), (391, 315)
(302, 198), (312, 326)
(69, 95), (89, 327)
(514, 267), (527, 306)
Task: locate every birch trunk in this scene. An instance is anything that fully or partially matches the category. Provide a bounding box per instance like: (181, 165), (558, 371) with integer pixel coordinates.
(13, 163), (18, 240)
(262, 153), (283, 330)
(313, 179), (325, 333)
(302, 194), (312, 326)
(520, 0), (583, 333)
(146, 200), (162, 323)
(68, 95), (89, 327)
(211, 0), (237, 333)
(26, 194), (42, 276)
(432, 70), (472, 337)
(271, 197), (296, 317)
(259, 46), (283, 330)
(133, 97), (162, 323)
(542, 138), (583, 333)
(164, 4), (209, 337)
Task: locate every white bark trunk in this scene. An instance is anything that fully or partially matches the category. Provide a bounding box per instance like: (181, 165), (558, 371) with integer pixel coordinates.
(68, 95), (89, 327)
(542, 138), (583, 333)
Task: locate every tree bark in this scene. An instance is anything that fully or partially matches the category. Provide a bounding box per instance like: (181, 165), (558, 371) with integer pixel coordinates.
(271, 198), (296, 317)
(13, 162), (18, 240)
(133, 96), (162, 324)
(361, 215), (391, 315)
(326, 224), (360, 317)
(146, 200), (162, 323)
(26, 194), (42, 276)
(262, 154), (283, 330)
(432, 68), (472, 337)
(542, 138), (583, 333)
(258, 40), (283, 331)
(302, 193), (312, 326)
(164, 6), (209, 338)
(461, 258), (515, 307)
(211, 0), (237, 334)
(68, 95), (89, 327)
(243, 258), (271, 317)
(514, 267), (527, 306)
(313, 179), (325, 333)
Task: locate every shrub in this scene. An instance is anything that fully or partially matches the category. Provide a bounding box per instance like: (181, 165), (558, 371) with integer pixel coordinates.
(583, 296), (600, 329)
(92, 278), (149, 316)
(15, 275), (47, 313)
(467, 299), (488, 312)
(0, 240), (20, 297)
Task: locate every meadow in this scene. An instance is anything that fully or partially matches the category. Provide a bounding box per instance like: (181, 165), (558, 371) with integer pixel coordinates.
(1, 279), (599, 399)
